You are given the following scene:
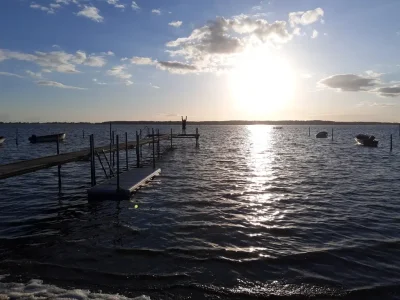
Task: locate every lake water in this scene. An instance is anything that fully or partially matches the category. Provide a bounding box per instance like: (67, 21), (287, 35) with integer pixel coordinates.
(1, 124), (400, 299)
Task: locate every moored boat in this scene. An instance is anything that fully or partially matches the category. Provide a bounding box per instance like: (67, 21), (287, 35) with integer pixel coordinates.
(0, 136), (5, 144)
(355, 134), (378, 147)
(29, 133), (66, 143)
(316, 131), (328, 138)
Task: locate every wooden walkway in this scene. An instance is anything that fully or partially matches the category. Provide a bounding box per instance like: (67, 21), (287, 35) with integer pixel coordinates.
(88, 168), (161, 199)
(0, 133), (200, 180)
(0, 136), (167, 180)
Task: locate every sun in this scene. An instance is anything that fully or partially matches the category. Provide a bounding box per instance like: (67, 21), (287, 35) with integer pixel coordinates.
(229, 47), (296, 118)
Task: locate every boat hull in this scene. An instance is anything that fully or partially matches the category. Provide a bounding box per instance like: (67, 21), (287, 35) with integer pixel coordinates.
(29, 133), (66, 143)
(0, 137), (5, 144)
(316, 132), (328, 138)
(355, 138), (378, 147)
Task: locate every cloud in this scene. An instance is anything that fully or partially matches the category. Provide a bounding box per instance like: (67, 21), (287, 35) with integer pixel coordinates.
(365, 70), (383, 78)
(289, 8), (324, 27)
(157, 61), (197, 74)
(93, 78), (107, 85)
(77, 6), (103, 22)
(107, 65), (132, 86)
(150, 83), (160, 89)
(107, 0), (124, 9)
(311, 29), (318, 39)
(165, 14), (291, 72)
(0, 71), (23, 78)
(30, 2), (59, 14)
(319, 74), (377, 92)
(152, 9), (161, 15)
(130, 56), (156, 65)
(36, 80), (86, 90)
(169, 21), (183, 28)
(372, 86), (400, 98)
(26, 70), (42, 78)
(252, 6), (262, 11)
(131, 1), (140, 11)
(0, 48), (106, 73)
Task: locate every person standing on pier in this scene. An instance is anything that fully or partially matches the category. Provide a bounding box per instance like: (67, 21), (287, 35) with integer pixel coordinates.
(181, 116), (187, 134)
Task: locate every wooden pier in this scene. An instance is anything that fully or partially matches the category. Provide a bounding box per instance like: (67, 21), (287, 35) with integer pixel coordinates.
(0, 128), (200, 200)
(88, 168), (161, 199)
(0, 136), (166, 180)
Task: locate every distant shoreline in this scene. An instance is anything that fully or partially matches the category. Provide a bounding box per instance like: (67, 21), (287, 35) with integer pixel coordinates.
(1, 120), (399, 125)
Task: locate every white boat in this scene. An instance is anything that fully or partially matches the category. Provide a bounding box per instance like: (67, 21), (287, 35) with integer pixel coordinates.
(316, 131), (328, 138)
(0, 136), (5, 144)
(29, 133), (66, 143)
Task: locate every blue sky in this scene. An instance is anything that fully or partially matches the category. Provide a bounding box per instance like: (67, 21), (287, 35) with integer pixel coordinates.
(1, 0), (400, 122)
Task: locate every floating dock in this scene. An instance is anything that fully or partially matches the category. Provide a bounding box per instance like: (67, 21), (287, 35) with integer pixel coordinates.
(88, 168), (161, 200)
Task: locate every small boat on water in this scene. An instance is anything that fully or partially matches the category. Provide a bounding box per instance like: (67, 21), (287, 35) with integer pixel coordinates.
(29, 133), (66, 143)
(355, 134), (378, 147)
(316, 131), (328, 138)
(0, 136), (5, 144)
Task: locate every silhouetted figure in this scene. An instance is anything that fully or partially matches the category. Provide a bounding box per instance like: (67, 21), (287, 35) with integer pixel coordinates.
(182, 116), (187, 134)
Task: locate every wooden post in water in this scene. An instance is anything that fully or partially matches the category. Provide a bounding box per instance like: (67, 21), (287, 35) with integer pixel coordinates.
(196, 128), (199, 147)
(136, 131), (140, 168)
(112, 131), (115, 167)
(399, 124), (400, 137)
(309, 127), (310, 137)
(170, 128), (173, 149)
(331, 128), (334, 141)
(92, 135), (96, 186)
(109, 123), (112, 175)
(89, 135), (95, 186)
(152, 128), (155, 169)
(16, 128), (18, 146)
(390, 134), (393, 152)
(140, 129), (143, 158)
(157, 129), (160, 159)
(82, 130), (85, 139)
(116, 135), (120, 192)
(57, 136), (61, 193)
(125, 132), (128, 171)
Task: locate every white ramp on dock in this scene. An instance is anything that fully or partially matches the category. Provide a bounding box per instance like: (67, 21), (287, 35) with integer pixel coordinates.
(88, 168), (161, 199)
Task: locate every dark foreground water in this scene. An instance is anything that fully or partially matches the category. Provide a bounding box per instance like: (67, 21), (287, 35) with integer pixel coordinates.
(0, 124), (400, 299)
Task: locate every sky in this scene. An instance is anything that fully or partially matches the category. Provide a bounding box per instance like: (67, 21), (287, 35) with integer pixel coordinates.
(1, 0), (400, 122)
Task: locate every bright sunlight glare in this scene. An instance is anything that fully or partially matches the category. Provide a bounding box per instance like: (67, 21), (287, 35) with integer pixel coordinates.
(229, 47), (296, 119)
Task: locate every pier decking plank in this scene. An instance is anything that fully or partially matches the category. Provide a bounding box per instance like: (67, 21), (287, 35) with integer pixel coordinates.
(0, 137), (166, 180)
(88, 168), (161, 199)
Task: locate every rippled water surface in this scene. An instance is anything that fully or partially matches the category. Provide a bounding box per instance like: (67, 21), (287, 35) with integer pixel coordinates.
(1, 124), (400, 299)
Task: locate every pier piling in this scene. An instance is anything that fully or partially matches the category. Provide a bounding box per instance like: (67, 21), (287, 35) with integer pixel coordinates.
(170, 128), (173, 149)
(331, 128), (334, 141)
(140, 129), (143, 158)
(157, 129), (160, 159)
(102, 150), (114, 177)
(90, 135), (96, 187)
(57, 137), (61, 193)
(125, 132), (128, 171)
(112, 131), (115, 167)
(96, 151), (108, 179)
(116, 135), (120, 191)
(83, 130), (85, 139)
(196, 128), (199, 147)
(309, 127), (310, 137)
(390, 134), (393, 152)
(109, 123), (112, 174)
(152, 128), (155, 169)
(136, 131), (140, 168)
(16, 129), (18, 146)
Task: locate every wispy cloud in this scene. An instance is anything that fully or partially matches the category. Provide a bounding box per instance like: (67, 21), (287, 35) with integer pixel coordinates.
(311, 29), (318, 39)
(289, 7), (324, 27)
(106, 0), (124, 10)
(152, 9), (161, 15)
(131, 1), (140, 11)
(169, 21), (182, 28)
(36, 80), (86, 90)
(0, 48), (107, 73)
(77, 6), (104, 22)
(26, 70), (42, 78)
(0, 71), (23, 78)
